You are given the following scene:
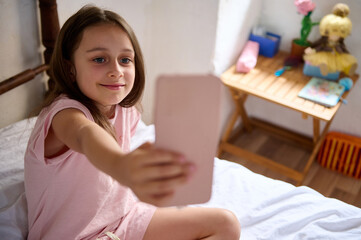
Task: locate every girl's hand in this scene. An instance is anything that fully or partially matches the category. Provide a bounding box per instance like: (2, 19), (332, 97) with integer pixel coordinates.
(116, 142), (196, 206)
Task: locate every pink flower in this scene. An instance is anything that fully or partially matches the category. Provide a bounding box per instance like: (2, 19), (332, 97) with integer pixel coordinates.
(294, 0), (316, 16)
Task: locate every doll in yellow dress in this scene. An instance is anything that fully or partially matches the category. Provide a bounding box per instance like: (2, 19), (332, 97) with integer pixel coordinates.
(304, 3), (357, 77)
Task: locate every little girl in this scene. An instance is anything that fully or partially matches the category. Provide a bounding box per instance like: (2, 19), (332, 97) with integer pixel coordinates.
(24, 5), (240, 240)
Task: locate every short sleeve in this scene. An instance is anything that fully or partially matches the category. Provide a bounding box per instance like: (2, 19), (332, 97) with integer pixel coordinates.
(129, 107), (141, 137)
(27, 96), (94, 165)
(113, 106), (140, 152)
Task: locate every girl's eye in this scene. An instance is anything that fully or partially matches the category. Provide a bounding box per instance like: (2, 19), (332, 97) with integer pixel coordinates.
(120, 58), (131, 64)
(93, 57), (106, 63)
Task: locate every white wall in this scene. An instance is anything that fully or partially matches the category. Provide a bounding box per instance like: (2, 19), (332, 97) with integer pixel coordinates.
(141, 0), (219, 124)
(213, 0), (262, 132)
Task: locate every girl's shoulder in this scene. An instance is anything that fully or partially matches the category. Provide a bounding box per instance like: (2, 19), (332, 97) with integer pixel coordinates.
(118, 105), (140, 120)
(39, 95), (94, 122)
(121, 105), (140, 114)
(114, 105), (140, 127)
(43, 94), (92, 117)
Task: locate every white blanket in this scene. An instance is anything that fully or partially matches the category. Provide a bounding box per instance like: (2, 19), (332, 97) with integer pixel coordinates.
(1, 118), (361, 239)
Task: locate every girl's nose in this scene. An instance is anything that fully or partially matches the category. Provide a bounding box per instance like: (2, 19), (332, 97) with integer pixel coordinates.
(108, 71), (123, 78)
(107, 62), (123, 78)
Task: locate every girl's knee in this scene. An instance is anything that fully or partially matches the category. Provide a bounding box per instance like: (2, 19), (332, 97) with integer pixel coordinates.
(217, 209), (241, 239)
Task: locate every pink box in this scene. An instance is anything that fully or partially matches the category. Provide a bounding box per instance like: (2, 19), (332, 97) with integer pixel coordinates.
(236, 40), (260, 73)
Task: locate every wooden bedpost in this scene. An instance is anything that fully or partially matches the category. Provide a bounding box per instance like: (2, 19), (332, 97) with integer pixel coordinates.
(0, 0), (60, 95)
(39, 0), (60, 92)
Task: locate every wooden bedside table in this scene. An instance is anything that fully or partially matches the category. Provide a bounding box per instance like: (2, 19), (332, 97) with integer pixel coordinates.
(218, 51), (359, 185)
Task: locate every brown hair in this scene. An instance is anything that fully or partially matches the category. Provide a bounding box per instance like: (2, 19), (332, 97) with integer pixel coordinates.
(44, 5), (145, 138)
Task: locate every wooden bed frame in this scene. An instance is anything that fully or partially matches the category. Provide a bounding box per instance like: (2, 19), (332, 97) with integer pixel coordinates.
(0, 0), (59, 95)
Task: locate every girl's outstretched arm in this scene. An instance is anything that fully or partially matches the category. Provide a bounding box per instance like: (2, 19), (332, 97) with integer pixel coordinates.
(49, 108), (193, 206)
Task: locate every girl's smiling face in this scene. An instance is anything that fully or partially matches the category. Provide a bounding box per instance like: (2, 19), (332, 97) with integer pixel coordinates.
(73, 23), (135, 117)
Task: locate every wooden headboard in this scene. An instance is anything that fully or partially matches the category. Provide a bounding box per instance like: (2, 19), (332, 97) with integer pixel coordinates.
(0, 0), (59, 95)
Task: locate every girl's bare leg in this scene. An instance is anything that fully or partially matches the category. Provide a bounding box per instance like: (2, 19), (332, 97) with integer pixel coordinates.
(143, 207), (240, 240)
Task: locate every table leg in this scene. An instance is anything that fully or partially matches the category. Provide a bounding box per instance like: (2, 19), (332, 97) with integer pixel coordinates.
(313, 118), (320, 144)
(300, 119), (332, 185)
(218, 88), (252, 157)
(217, 109), (240, 157)
(230, 89), (252, 132)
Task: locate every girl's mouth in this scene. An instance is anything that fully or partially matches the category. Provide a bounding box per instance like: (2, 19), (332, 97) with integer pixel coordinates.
(100, 84), (125, 90)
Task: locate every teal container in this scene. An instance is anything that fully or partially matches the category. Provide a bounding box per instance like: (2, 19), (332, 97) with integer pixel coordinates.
(303, 63), (340, 81)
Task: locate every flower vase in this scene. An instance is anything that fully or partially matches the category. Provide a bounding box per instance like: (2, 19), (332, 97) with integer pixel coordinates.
(290, 39), (310, 61)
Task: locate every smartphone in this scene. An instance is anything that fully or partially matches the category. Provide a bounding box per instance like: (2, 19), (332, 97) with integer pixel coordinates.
(154, 74), (222, 206)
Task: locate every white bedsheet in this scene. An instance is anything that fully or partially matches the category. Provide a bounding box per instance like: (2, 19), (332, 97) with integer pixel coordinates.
(0, 118), (361, 239)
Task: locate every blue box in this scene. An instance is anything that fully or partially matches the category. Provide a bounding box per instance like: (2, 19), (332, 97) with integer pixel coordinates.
(249, 32), (281, 58)
(303, 63), (340, 81)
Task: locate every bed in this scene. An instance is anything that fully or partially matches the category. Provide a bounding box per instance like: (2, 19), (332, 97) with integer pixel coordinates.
(1, 1), (361, 239)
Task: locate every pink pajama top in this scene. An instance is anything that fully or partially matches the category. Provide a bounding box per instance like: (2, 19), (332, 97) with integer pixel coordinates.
(24, 96), (156, 240)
